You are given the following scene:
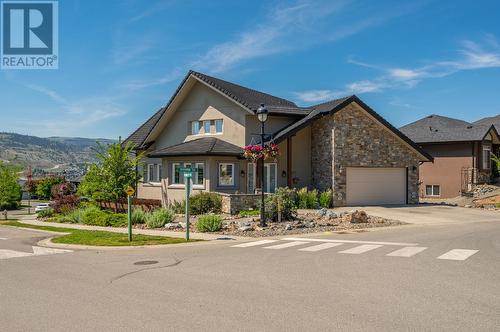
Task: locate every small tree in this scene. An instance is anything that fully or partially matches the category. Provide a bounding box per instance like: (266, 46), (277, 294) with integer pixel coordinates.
(0, 162), (22, 210)
(78, 141), (143, 211)
(492, 154), (500, 178)
(35, 176), (65, 200)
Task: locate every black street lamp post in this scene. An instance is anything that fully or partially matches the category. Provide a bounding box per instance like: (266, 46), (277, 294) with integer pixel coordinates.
(256, 103), (268, 227)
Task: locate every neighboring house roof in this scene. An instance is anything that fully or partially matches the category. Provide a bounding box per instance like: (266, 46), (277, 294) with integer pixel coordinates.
(473, 114), (500, 131)
(147, 137), (244, 158)
(399, 114), (498, 143)
(270, 95), (433, 161)
(124, 70), (311, 149)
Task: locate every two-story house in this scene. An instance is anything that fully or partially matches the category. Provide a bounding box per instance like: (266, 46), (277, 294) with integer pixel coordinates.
(400, 115), (500, 199)
(124, 70), (431, 208)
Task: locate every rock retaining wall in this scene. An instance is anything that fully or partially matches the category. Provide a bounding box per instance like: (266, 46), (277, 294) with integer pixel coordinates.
(218, 193), (264, 214)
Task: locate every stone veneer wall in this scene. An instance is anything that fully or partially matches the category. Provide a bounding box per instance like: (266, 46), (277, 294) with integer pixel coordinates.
(218, 193), (264, 215)
(311, 103), (422, 206)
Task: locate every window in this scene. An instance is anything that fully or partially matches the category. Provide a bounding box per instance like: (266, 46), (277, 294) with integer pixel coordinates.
(147, 164), (161, 183)
(483, 145), (491, 169)
(191, 121), (200, 135)
(215, 119), (223, 133)
(425, 185), (440, 196)
(203, 120), (211, 134)
(218, 163), (234, 186)
(172, 163), (181, 184)
(194, 163), (204, 187)
(247, 163), (256, 193)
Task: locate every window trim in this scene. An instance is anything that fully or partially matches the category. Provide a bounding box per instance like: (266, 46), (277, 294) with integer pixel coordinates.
(264, 162), (278, 193)
(247, 162), (256, 194)
(171, 162), (182, 185)
(482, 145), (491, 170)
(147, 163), (161, 183)
(425, 184), (440, 197)
(191, 121), (200, 135)
(218, 162), (235, 187)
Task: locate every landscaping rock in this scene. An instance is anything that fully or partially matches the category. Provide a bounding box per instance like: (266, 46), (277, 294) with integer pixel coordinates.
(464, 205), (472, 208)
(178, 222), (187, 229)
(305, 222), (316, 228)
(165, 222), (182, 230)
(293, 220), (304, 228)
(345, 210), (368, 223)
(317, 208), (328, 217)
(239, 225), (254, 231)
(239, 220), (251, 227)
(326, 211), (337, 219)
(285, 224), (292, 231)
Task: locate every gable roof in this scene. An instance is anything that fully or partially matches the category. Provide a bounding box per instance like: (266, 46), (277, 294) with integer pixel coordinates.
(473, 114), (500, 131)
(399, 115), (498, 143)
(270, 95), (432, 161)
(147, 137), (243, 158)
(124, 70), (312, 149)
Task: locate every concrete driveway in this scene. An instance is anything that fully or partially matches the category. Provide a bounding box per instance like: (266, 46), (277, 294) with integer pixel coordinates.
(335, 204), (500, 225)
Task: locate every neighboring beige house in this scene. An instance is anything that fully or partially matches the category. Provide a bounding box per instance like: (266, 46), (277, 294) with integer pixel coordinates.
(124, 70), (432, 209)
(400, 115), (500, 199)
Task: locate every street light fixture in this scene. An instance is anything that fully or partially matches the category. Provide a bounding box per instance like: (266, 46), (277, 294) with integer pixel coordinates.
(256, 103), (268, 227)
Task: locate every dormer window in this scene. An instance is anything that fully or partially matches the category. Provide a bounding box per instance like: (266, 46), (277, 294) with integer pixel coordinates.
(191, 121), (200, 135)
(203, 120), (211, 134)
(215, 119), (223, 133)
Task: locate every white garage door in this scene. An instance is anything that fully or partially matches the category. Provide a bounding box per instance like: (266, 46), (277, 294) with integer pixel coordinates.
(346, 167), (406, 205)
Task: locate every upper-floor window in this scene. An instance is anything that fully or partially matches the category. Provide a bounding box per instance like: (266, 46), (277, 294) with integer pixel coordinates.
(191, 121), (200, 135)
(483, 145), (491, 169)
(215, 119), (223, 133)
(190, 119), (223, 135)
(203, 120), (211, 135)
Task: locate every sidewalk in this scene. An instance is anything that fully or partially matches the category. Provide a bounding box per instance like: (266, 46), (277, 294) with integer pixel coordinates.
(16, 215), (249, 241)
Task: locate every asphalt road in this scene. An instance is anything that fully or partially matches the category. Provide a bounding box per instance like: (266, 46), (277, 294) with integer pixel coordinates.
(1, 220), (499, 331)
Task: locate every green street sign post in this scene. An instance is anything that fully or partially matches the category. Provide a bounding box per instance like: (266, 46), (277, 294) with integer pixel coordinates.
(180, 168), (198, 241)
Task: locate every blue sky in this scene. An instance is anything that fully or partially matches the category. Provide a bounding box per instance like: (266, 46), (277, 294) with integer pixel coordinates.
(1, 0), (500, 139)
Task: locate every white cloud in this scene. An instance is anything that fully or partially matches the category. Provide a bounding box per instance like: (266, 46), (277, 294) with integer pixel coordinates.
(295, 35), (500, 104)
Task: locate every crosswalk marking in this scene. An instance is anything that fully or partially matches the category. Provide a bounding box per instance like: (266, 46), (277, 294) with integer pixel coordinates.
(437, 249), (479, 261)
(0, 246), (73, 260)
(298, 242), (343, 252)
(386, 246), (427, 257)
(264, 241), (309, 250)
(282, 237), (418, 246)
(0, 237), (7, 240)
(232, 240), (278, 248)
(339, 244), (383, 254)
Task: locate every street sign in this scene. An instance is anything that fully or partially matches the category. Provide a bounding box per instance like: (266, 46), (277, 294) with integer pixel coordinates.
(179, 167), (198, 173)
(126, 186), (135, 196)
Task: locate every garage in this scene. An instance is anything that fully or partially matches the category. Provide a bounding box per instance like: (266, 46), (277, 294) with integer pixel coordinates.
(346, 167), (407, 205)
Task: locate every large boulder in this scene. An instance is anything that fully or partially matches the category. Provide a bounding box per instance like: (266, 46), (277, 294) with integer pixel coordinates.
(345, 210), (368, 223)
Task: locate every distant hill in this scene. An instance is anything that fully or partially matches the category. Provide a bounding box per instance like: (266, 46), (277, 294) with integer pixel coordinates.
(0, 132), (116, 176)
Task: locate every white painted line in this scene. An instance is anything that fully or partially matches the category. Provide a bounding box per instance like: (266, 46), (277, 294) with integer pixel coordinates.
(232, 240), (278, 248)
(298, 242), (343, 252)
(386, 246), (427, 257)
(32, 246), (72, 255)
(0, 237), (7, 240)
(283, 237), (417, 246)
(339, 244), (383, 254)
(0, 249), (33, 260)
(264, 241), (309, 250)
(437, 249), (479, 261)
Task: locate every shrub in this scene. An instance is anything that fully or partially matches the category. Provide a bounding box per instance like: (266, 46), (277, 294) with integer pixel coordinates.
(239, 209), (260, 217)
(170, 200), (186, 214)
(297, 187), (318, 209)
(37, 208), (54, 218)
(266, 187), (297, 221)
(0, 162), (22, 210)
(50, 195), (80, 213)
(189, 192), (222, 215)
(104, 213), (128, 227)
(131, 208), (147, 224)
(80, 206), (108, 226)
(196, 214), (223, 232)
(57, 209), (83, 223)
(319, 190), (333, 208)
(146, 208), (175, 228)
(34, 176), (65, 199)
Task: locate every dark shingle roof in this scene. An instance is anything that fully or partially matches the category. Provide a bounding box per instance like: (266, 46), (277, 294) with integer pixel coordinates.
(474, 114), (500, 131)
(123, 108), (164, 148)
(147, 137), (243, 157)
(399, 115), (495, 143)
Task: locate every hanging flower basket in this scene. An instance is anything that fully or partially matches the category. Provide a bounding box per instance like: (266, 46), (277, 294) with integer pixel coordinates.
(244, 144), (279, 162)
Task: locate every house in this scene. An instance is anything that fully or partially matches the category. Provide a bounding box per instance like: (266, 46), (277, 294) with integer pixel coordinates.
(124, 70), (431, 210)
(400, 115), (500, 199)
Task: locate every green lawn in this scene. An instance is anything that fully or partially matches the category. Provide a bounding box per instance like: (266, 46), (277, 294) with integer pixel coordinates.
(0, 221), (198, 246)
